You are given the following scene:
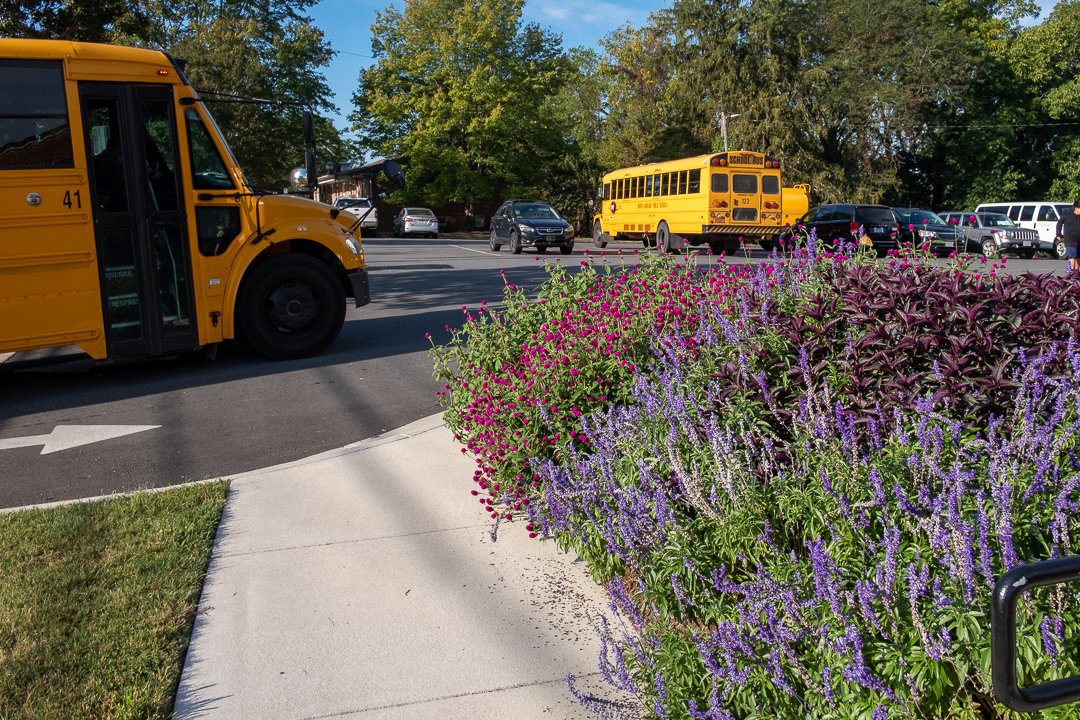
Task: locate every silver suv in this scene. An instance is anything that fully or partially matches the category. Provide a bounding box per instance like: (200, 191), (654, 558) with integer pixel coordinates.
(938, 211), (1041, 258)
(332, 196), (378, 231)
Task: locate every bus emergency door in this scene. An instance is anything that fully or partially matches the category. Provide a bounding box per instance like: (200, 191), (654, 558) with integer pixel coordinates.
(81, 84), (197, 358)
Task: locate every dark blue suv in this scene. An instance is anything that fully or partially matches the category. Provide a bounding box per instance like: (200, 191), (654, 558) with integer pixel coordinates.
(489, 200), (575, 255)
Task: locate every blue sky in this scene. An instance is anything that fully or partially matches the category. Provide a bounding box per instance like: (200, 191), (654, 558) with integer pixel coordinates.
(310, 0), (1057, 134)
(308, 0), (664, 131)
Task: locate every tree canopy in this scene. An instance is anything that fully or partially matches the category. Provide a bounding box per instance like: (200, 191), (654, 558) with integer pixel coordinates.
(349, 0), (570, 209)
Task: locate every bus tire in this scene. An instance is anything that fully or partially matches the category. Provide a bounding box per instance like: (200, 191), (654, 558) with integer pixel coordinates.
(657, 221), (675, 253)
(511, 230), (522, 254)
(759, 237), (776, 252)
(592, 220), (608, 248)
(238, 254), (346, 360)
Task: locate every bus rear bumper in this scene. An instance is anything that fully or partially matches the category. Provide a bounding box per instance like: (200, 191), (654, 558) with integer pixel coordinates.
(347, 268), (371, 308)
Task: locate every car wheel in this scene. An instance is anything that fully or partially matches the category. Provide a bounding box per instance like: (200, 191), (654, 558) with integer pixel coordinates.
(511, 231), (522, 254)
(237, 254), (345, 360)
(1054, 237), (1067, 260)
(981, 237), (997, 258)
(489, 230), (501, 251)
(560, 243), (573, 255)
(592, 220), (608, 248)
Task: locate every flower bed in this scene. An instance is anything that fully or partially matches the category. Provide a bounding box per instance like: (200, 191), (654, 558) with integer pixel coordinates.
(431, 243), (1080, 718)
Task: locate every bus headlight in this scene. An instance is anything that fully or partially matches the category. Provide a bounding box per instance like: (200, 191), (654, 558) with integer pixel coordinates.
(345, 237), (361, 255)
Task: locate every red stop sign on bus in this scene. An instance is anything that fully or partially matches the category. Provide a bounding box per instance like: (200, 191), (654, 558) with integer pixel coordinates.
(610, 201), (617, 214)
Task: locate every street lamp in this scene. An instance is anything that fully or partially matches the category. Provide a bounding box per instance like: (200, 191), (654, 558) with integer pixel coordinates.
(717, 112), (741, 152)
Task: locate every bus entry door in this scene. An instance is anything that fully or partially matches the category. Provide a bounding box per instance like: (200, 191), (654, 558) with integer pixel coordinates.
(81, 84), (197, 358)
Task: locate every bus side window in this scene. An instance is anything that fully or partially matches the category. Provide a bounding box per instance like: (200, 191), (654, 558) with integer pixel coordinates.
(196, 206), (241, 256)
(688, 169), (700, 194)
(678, 171), (687, 194)
(603, 182), (610, 200)
(0, 59), (74, 169)
(644, 175), (653, 197)
(660, 173), (669, 196)
(615, 179), (623, 200)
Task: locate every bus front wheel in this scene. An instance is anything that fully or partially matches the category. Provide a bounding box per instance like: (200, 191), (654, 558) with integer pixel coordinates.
(238, 254), (346, 360)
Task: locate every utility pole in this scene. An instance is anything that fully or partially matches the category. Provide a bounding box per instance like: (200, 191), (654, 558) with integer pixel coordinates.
(717, 112), (741, 152)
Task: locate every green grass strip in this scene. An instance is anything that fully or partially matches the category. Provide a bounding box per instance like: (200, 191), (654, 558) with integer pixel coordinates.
(0, 481), (228, 720)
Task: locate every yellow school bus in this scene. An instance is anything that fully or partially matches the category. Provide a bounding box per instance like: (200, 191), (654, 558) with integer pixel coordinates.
(0, 39), (385, 361)
(591, 151), (809, 254)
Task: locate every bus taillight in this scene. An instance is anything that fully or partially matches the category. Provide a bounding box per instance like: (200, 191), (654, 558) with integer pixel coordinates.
(711, 157), (727, 166)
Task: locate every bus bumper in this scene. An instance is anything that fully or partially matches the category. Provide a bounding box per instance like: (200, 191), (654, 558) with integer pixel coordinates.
(348, 268), (371, 307)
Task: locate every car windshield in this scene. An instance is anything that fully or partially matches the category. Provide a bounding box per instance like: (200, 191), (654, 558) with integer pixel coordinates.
(981, 213), (1016, 227)
(407, 208), (435, 217)
(901, 209), (945, 225)
(516, 204), (560, 220)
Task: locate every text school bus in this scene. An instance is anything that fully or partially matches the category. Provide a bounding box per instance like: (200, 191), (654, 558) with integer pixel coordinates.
(0, 39), (394, 361)
(591, 151), (810, 254)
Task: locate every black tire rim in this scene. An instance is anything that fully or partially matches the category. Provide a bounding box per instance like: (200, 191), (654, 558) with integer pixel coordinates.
(263, 279), (320, 334)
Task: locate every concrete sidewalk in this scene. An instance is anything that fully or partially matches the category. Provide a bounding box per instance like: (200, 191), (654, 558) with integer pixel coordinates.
(173, 413), (635, 719)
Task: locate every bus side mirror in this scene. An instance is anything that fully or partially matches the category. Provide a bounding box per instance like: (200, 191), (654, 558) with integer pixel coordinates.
(992, 554), (1080, 712)
(302, 110), (315, 150)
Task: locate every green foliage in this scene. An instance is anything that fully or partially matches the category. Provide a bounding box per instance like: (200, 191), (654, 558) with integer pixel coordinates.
(351, 0), (571, 208)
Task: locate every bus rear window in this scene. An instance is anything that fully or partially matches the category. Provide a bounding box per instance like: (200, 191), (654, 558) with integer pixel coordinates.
(733, 174), (757, 194)
(0, 60), (73, 169)
(762, 176), (779, 194)
(711, 174), (728, 193)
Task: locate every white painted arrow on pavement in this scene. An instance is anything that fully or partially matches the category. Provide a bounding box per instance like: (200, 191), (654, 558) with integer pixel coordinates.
(0, 425), (160, 455)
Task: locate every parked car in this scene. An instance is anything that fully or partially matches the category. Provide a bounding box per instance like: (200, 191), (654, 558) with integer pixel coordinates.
(332, 196), (378, 232)
(892, 208), (958, 256)
(974, 201), (1070, 259)
(780, 203), (899, 252)
(937, 211), (1041, 258)
(393, 207), (438, 238)
(488, 200), (575, 255)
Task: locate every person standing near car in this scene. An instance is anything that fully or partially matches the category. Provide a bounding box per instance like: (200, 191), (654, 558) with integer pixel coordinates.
(1055, 201), (1080, 273)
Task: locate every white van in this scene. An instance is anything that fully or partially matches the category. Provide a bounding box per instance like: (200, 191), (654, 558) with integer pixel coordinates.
(975, 201), (1071, 259)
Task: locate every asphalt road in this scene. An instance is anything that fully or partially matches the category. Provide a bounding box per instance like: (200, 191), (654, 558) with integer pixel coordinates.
(0, 236), (1068, 508)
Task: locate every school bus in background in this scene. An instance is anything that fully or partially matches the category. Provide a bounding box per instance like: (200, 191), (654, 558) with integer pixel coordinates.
(591, 151), (811, 254)
(0, 38), (393, 361)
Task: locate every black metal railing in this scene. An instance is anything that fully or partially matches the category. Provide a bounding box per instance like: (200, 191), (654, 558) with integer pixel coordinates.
(992, 555), (1080, 711)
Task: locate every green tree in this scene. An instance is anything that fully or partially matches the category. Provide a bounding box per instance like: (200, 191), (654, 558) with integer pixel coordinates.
(350, 0), (570, 209)
(1009, 0), (1080, 201)
(0, 0), (148, 41)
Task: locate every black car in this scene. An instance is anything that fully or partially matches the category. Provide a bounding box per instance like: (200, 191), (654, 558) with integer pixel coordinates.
(892, 208), (959, 256)
(782, 203), (899, 252)
(489, 200), (575, 255)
